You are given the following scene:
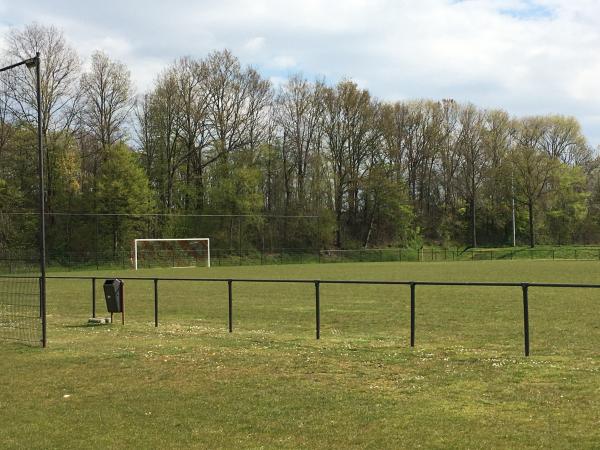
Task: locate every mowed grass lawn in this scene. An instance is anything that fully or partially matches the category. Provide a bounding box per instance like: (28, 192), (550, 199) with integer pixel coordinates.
(1, 260), (599, 449)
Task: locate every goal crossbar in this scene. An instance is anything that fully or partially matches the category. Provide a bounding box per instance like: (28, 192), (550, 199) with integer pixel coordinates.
(133, 238), (210, 270)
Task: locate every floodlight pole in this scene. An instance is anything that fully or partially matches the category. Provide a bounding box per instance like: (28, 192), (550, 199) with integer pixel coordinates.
(35, 53), (46, 348)
(0, 53), (46, 347)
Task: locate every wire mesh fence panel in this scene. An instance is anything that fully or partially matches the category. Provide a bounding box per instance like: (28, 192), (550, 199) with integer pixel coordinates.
(0, 277), (41, 345)
(3, 246), (600, 273)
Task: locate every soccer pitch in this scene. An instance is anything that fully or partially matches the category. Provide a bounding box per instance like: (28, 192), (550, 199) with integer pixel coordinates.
(1, 260), (599, 448)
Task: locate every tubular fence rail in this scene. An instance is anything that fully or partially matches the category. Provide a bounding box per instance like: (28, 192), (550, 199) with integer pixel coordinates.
(2, 274), (600, 355)
(2, 247), (600, 273)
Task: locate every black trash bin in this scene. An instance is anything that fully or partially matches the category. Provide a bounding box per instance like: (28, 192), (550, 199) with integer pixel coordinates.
(103, 279), (124, 317)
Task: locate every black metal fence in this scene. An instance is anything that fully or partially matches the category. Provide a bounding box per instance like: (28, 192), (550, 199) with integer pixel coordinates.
(6, 274), (597, 356)
(2, 246), (600, 273)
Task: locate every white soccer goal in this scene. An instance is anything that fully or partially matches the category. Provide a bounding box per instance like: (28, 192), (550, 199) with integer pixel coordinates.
(132, 238), (210, 270)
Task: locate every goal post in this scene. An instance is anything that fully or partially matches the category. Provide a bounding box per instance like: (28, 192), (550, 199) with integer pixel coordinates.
(133, 238), (210, 270)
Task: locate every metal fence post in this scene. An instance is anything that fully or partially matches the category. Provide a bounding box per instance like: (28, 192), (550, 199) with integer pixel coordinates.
(40, 276), (47, 347)
(410, 282), (416, 347)
(92, 277), (96, 318)
(228, 280), (233, 332)
(39, 276), (43, 319)
(154, 278), (159, 327)
(522, 283), (530, 357)
(315, 281), (320, 340)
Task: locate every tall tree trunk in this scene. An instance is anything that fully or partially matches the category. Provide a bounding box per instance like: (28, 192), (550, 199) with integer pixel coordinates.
(335, 184), (343, 248)
(363, 210), (375, 249)
(196, 163), (204, 211)
(471, 196), (477, 248)
(528, 200), (535, 248)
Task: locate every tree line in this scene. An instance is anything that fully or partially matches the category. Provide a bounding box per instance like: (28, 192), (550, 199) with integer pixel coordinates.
(1, 23), (599, 257)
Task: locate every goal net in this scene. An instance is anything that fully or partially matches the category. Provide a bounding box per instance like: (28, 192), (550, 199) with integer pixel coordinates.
(132, 238), (210, 270)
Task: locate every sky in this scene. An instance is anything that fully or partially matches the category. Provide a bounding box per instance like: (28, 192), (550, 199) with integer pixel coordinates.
(1, 0), (599, 146)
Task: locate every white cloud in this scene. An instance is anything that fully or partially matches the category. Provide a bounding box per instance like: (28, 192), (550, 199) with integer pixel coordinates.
(243, 37), (266, 53)
(270, 55), (296, 70)
(1, 0), (600, 145)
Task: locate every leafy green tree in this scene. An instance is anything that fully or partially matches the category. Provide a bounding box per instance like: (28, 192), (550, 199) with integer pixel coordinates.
(511, 117), (559, 248)
(206, 154), (263, 250)
(0, 179), (24, 249)
(361, 164), (414, 247)
(96, 143), (154, 255)
(545, 165), (588, 244)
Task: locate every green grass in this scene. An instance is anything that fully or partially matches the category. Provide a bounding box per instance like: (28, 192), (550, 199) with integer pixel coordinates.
(1, 260), (600, 448)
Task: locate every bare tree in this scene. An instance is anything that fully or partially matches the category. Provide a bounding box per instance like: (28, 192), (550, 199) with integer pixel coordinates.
(203, 50), (271, 163)
(457, 104), (485, 247)
(134, 93), (156, 177)
(146, 67), (182, 211)
(80, 50), (133, 151)
(512, 117), (558, 248)
(480, 109), (513, 236)
(275, 75), (324, 210)
(4, 23), (81, 136)
(3, 23), (81, 214)
(323, 80), (379, 247)
(0, 72), (14, 158)
(380, 101), (409, 184)
(438, 99), (461, 219)
(174, 57), (210, 210)
(541, 115), (590, 166)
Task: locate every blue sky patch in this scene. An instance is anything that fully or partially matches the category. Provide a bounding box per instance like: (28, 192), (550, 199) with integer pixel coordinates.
(499, 1), (554, 20)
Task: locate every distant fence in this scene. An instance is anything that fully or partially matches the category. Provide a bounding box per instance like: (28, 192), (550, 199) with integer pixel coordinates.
(1, 247), (600, 273)
(3, 274), (599, 355)
(321, 247), (600, 263)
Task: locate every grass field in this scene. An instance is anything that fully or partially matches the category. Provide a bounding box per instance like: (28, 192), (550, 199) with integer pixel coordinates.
(1, 260), (599, 448)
